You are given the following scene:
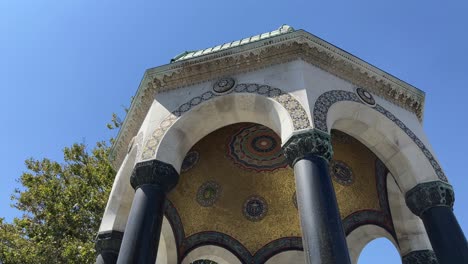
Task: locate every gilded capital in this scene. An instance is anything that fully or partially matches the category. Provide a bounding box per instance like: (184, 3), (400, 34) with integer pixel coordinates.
(130, 159), (179, 192)
(405, 181), (454, 217)
(281, 128), (333, 167)
(402, 250), (438, 264)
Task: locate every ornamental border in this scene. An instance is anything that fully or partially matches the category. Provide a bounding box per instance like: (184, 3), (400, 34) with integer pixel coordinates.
(141, 83), (311, 161)
(313, 90), (447, 182)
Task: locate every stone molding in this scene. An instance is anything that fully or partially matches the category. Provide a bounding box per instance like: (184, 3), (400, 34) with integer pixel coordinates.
(281, 128), (333, 166)
(405, 181), (454, 217)
(95, 230), (124, 254)
(110, 29), (425, 170)
(402, 250), (439, 264)
(130, 159), (179, 191)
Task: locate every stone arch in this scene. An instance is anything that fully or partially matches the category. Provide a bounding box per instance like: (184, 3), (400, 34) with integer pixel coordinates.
(182, 232), (249, 264)
(143, 83), (310, 172)
(346, 224), (399, 264)
(313, 90), (446, 192)
(264, 251), (304, 264)
(181, 245), (242, 264)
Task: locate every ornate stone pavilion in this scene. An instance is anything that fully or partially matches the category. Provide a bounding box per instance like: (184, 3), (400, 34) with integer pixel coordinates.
(95, 25), (467, 264)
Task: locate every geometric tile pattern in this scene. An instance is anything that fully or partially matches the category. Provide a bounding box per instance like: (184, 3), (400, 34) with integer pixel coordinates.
(313, 89), (448, 182)
(141, 83), (310, 161)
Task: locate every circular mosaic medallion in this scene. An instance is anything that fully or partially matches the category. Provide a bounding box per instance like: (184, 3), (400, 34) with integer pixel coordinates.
(213, 78), (235, 94)
(227, 124), (288, 172)
(329, 160), (354, 186)
(181, 151), (199, 173)
(356, 87), (376, 106)
(243, 196), (268, 221)
(196, 181), (221, 207)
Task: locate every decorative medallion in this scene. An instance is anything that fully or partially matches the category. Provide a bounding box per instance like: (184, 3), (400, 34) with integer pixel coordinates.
(227, 124), (288, 172)
(243, 196), (268, 221)
(356, 87), (376, 106)
(181, 150), (199, 173)
(196, 181), (221, 207)
(329, 160), (354, 186)
(292, 191), (298, 209)
(213, 77), (235, 94)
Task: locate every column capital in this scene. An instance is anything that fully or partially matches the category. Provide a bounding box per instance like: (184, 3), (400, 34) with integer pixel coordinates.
(405, 181), (454, 217)
(130, 159), (179, 191)
(402, 250), (438, 264)
(281, 128), (333, 167)
(95, 230), (124, 254)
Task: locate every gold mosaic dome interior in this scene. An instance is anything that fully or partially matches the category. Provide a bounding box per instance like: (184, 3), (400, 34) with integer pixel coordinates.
(167, 123), (393, 256)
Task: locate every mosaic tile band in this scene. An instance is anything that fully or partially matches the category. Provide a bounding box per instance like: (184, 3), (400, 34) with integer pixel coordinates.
(313, 90), (448, 182)
(142, 83), (310, 161)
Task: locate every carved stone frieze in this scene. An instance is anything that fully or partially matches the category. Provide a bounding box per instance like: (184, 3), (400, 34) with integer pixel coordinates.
(281, 128), (333, 166)
(130, 159), (179, 192)
(110, 29), (425, 170)
(405, 181), (454, 217)
(402, 250), (439, 264)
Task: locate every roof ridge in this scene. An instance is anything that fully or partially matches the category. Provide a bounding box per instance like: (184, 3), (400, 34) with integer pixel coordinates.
(169, 24), (294, 63)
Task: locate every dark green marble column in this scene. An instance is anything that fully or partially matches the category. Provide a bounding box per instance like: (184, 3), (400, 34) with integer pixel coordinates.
(406, 181), (468, 264)
(116, 159), (179, 264)
(402, 250), (438, 264)
(95, 231), (124, 264)
(282, 129), (351, 264)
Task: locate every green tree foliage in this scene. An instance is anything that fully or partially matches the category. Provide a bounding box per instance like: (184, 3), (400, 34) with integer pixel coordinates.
(0, 142), (115, 264)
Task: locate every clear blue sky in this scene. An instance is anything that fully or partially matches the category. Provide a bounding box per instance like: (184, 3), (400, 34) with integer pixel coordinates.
(1, 1), (467, 263)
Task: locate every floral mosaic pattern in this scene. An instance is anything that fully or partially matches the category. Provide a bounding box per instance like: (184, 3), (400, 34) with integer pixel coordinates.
(313, 90), (448, 182)
(227, 124), (288, 172)
(196, 181), (222, 207)
(141, 83), (310, 161)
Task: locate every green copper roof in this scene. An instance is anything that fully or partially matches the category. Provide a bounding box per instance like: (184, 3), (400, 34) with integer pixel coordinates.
(170, 25), (295, 63)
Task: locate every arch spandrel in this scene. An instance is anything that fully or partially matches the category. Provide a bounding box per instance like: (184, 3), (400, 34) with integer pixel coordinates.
(312, 89), (448, 192)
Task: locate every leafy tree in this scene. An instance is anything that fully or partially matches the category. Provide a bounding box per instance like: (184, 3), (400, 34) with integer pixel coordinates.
(0, 141), (115, 264)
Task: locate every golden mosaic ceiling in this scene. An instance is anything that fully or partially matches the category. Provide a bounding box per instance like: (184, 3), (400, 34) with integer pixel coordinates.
(168, 123), (384, 255)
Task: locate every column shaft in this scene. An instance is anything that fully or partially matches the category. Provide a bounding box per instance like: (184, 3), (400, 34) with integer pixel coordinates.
(117, 185), (166, 264)
(294, 155), (351, 264)
(406, 181), (468, 264)
(421, 206), (468, 263)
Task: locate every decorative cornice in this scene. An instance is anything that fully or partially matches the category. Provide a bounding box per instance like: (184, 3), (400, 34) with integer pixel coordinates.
(110, 29), (426, 169)
(95, 230), (124, 254)
(405, 181), (454, 217)
(130, 159), (179, 191)
(281, 128), (333, 167)
(402, 250), (439, 264)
